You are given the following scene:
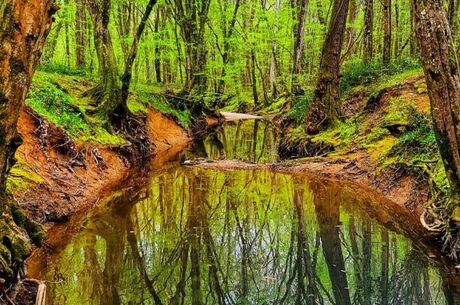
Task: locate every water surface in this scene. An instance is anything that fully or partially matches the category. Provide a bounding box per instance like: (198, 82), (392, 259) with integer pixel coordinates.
(29, 119), (460, 305)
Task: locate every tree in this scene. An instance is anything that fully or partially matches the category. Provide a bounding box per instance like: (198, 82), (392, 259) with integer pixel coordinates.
(412, 0), (460, 205)
(383, 0), (392, 65)
(0, 0), (57, 210)
(168, 0), (212, 94)
(363, 0), (374, 64)
(291, 0), (308, 95)
(305, 0), (350, 134)
(86, 0), (124, 125)
(121, 0), (158, 107)
(75, 0), (87, 68)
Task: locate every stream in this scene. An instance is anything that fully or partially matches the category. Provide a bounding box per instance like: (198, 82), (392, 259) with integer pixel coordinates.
(28, 119), (460, 305)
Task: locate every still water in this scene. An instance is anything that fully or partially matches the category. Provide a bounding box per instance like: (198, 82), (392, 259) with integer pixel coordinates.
(29, 120), (460, 305)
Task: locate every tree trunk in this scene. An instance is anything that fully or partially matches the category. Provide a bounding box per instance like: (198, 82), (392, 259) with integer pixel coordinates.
(43, 21), (63, 63)
(313, 183), (352, 305)
(363, 0), (374, 63)
(120, 0), (157, 109)
(172, 0), (211, 94)
(305, 0), (349, 134)
(86, 0), (124, 125)
(75, 0), (87, 68)
(382, 0), (392, 65)
(343, 0), (358, 59)
(0, 0), (57, 210)
(412, 0), (460, 202)
(154, 9), (162, 83)
(291, 0), (308, 95)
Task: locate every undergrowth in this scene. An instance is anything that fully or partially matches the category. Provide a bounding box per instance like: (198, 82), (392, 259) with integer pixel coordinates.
(27, 73), (126, 145)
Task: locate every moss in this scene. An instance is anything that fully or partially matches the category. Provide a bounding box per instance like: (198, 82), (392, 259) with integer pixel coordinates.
(382, 96), (417, 127)
(365, 136), (398, 162)
(139, 93), (191, 127)
(364, 127), (391, 144)
(10, 202), (45, 246)
(311, 120), (357, 147)
(7, 156), (44, 192)
(261, 97), (288, 114)
(24, 219), (45, 246)
(414, 79), (428, 94)
(28, 73), (127, 145)
(370, 69), (423, 97)
(127, 98), (148, 114)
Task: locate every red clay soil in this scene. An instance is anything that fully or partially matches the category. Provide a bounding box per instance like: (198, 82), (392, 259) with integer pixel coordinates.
(13, 107), (190, 225)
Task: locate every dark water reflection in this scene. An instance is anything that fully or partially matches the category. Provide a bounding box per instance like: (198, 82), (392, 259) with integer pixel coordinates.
(187, 120), (279, 163)
(31, 167), (460, 305)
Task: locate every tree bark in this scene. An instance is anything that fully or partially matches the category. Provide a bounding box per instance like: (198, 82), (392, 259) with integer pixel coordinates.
(412, 0), (460, 206)
(305, 0), (349, 134)
(170, 0), (211, 94)
(120, 0), (157, 109)
(291, 0), (308, 95)
(86, 0), (124, 125)
(75, 0), (87, 68)
(363, 0), (374, 63)
(382, 0), (392, 65)
(0, 0), (57, 210)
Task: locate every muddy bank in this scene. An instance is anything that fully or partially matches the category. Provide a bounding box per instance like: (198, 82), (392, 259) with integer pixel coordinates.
(13, 107), (190, 225)
(193, 151), (429, 215)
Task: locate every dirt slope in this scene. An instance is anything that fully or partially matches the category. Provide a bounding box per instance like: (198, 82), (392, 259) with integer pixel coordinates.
(11, 106), (190, 225)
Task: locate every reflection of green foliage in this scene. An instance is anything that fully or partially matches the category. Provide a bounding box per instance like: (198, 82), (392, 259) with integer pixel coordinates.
(42, 168), (448, 305)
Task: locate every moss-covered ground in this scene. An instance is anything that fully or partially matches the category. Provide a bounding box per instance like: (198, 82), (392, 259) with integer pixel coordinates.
(280, 68), (448, 197)
(26, 71), (192, 146)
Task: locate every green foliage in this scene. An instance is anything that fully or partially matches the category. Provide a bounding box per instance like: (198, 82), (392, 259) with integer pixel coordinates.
(341, 58), (421, 96)
(288, 90), (313, 123)
(39, 63), (93, 77)
(27, 81), (91, 135)
(27, 75), (126, 145)
(139, 93), (191, 127)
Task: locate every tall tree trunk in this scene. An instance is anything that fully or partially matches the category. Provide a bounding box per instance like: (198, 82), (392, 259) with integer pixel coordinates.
(394, 0), (400, 59)
(291, 0), (308, 95)
(154, 9), (162, 83)
(43, 21), (63, 63)
(120, 0), (157, 109)
(412, 0), (460, 205)
(305, 0), (350, 134)
(0, 0), (57, 210)
(217, 0), (241, 94)
(86, 0), (123, 126)
(363, 0), (374, 63)
(344, 0), (358, 59)
(382, 0), (392, 65)
(75, 0), (87, 68)
(172, 0), (211, 94)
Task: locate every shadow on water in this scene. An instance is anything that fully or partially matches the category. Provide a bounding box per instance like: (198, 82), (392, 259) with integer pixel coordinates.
(27, 119), (460, 305)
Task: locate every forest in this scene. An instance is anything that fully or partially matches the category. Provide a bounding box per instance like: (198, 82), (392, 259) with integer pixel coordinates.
(2, 0), (460, 304)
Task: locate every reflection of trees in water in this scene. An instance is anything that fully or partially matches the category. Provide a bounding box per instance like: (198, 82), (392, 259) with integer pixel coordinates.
(190, 120), (279, 163)
(47, 169), (457, 305)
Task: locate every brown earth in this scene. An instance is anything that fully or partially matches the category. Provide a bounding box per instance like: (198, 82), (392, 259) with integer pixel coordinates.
(13, 106), (190, 225)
